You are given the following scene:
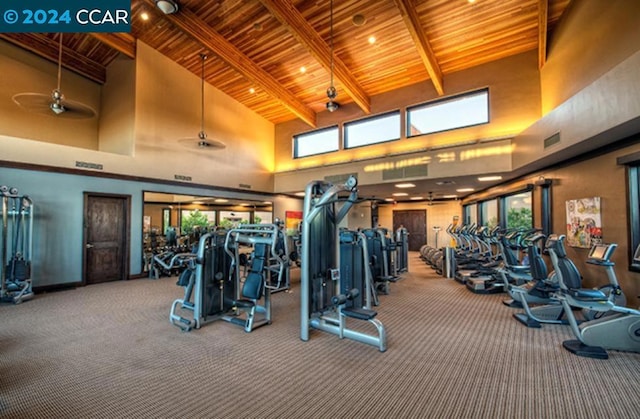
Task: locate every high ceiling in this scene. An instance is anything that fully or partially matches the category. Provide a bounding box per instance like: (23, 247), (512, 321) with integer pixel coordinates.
(0, 0), (571, 128)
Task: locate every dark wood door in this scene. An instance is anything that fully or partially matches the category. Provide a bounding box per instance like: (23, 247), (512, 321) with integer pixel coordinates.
(84, 194), (130, 285)
(393, 210), (427, 251)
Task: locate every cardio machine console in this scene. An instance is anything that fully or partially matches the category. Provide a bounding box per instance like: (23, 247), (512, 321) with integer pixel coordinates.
(586, 243), (617, 266)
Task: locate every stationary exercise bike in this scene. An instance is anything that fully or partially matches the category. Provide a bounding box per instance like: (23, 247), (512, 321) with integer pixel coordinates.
(548, 235), (640, 359)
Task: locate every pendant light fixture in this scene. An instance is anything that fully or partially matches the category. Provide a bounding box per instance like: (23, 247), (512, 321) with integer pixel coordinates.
(178, 54), (226, 150)
(326, 0), (339, 112)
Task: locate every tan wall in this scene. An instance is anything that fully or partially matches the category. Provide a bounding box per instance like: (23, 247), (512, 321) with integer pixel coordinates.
(0, 40), (276, 192)
(274, 51), (540, 173)
(133, 42), (275, 191)
(98, 55), (135, 155)
(541, 0), (640, 114)
(378, 201), (462, 248)
(0, 40), (101, 148)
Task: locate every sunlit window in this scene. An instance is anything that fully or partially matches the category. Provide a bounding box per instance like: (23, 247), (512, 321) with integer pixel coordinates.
(293, 126), (339, 158)
(480, 199), (498, 229)
(344, 111), (401, 149)
(407, 89), (489, 137)
(464, 203), (477, 225)
(504, 192), (532, 230)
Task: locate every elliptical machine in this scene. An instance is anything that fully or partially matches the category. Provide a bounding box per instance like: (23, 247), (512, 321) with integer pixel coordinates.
(548, 235), (640, 359)
(1, 185), (34, 304)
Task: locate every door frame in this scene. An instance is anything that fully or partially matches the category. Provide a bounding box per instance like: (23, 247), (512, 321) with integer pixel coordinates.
(82, 192), (131, 285)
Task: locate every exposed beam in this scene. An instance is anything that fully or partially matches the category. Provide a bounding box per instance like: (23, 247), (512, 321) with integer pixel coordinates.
(392, 0), (444, 96)
(0, 33), (105, 84)
(89, 33), (136, 60)
(143, 0), (316, 127)
(538, 0), (548, 69)
(259, 0), (371, 114)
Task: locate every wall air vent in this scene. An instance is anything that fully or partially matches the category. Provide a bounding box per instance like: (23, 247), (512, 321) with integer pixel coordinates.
(544, 132), (561, 149)
(75, 161), (103, 170)
(239, 183), (252, 189)
(382, 163), (428, 181)
(324, 173), (357, 184)
(174, 175), (192, 181)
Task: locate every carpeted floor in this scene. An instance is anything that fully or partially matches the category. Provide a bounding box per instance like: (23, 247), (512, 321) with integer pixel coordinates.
(1, 253), (639, 418)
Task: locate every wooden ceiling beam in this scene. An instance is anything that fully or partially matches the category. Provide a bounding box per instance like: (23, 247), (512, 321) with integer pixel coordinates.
(143, 0), (316, 127)
(259, 0), (371, 114)
(0, 33), (105, 84)
(89, 33), (136, 60)
(538, 0), (548, 69)
(392, 0), (444, 96)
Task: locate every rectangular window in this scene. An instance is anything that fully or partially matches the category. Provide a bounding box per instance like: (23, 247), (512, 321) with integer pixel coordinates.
(293, 126), (339, 158)
(254, 211), (273, 224)
(180, 209), (216, 234)
(480, 199), (498, 229)
(344, 111), (401, 149)
(407, 89), (489, 137)
(504, 192), (532, 230)
(463, 203), (477, 225)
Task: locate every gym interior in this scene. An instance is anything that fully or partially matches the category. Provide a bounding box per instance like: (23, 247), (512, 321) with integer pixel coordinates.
(1, 1), (639, 417)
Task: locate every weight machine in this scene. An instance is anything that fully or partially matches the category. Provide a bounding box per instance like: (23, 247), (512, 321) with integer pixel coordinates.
(1, 185), (33, 304)
(300, 177), (387, 352)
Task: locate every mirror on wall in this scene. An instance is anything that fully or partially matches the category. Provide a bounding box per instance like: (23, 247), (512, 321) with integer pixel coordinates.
(142, 191), (273, 273)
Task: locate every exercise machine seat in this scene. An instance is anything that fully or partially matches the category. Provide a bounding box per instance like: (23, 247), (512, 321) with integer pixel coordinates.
(549, 238), (582, 290)
(568, 288), (607, 301)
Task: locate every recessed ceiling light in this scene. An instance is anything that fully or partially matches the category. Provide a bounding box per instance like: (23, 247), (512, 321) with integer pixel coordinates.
(384, 198), (394, 202)
(368, 36), (376, 45)
(395, 183), (416, 188)
(392, 192), (408, 197)
(253, 22), (263, 31)
(436, 180), (455, 185)
(478, 175), (502, 181)
(140, 12), (150, 21)
(299, 66), (307, 74)
(442, 195), (458, 199)
(456, 188), (475, 193)
(262, 201), (272, 205)
(295, 192), (306, 197)
(410, 196), (424, 200)
(214, 198), (229, 203)
(352, 14), (366, 26)
(248, 87), (256, 94)
(191, 201), (204, 205)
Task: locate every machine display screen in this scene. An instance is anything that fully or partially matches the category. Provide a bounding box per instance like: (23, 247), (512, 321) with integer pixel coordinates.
(588, 245), (608, 260)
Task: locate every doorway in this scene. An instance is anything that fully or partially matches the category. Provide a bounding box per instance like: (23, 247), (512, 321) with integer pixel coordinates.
(83, 193), (130, 285)
(392, 210), (426, 251)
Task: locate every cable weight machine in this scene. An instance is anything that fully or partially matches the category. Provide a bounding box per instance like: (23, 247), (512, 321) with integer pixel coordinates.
(1, 185), (34, 304)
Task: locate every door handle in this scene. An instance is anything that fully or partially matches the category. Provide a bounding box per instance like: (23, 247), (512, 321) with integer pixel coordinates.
(86, 243), (95, 249)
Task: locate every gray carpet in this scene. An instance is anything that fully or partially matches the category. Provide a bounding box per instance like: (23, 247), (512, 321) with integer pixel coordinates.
(1, 253), (639, 418)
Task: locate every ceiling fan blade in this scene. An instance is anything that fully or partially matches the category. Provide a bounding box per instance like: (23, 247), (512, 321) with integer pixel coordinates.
(12, 93), (51, 113)
(177, 137), (226, 151)
(12, 92), (96, 119)
(58, 98), (96, 119)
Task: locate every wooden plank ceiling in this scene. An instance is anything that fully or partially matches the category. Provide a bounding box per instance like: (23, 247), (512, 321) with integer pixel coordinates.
(2, 0), (571, 126)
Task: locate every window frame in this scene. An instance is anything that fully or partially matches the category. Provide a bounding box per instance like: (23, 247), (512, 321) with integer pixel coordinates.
(343, 110), (402, 150)
(293, 125), (340, 159)
(406, 88), (490, 138)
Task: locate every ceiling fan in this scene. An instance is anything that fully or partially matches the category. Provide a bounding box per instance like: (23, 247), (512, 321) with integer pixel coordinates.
(12, 34), (96, 119)
(178, 54), (226, 151)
